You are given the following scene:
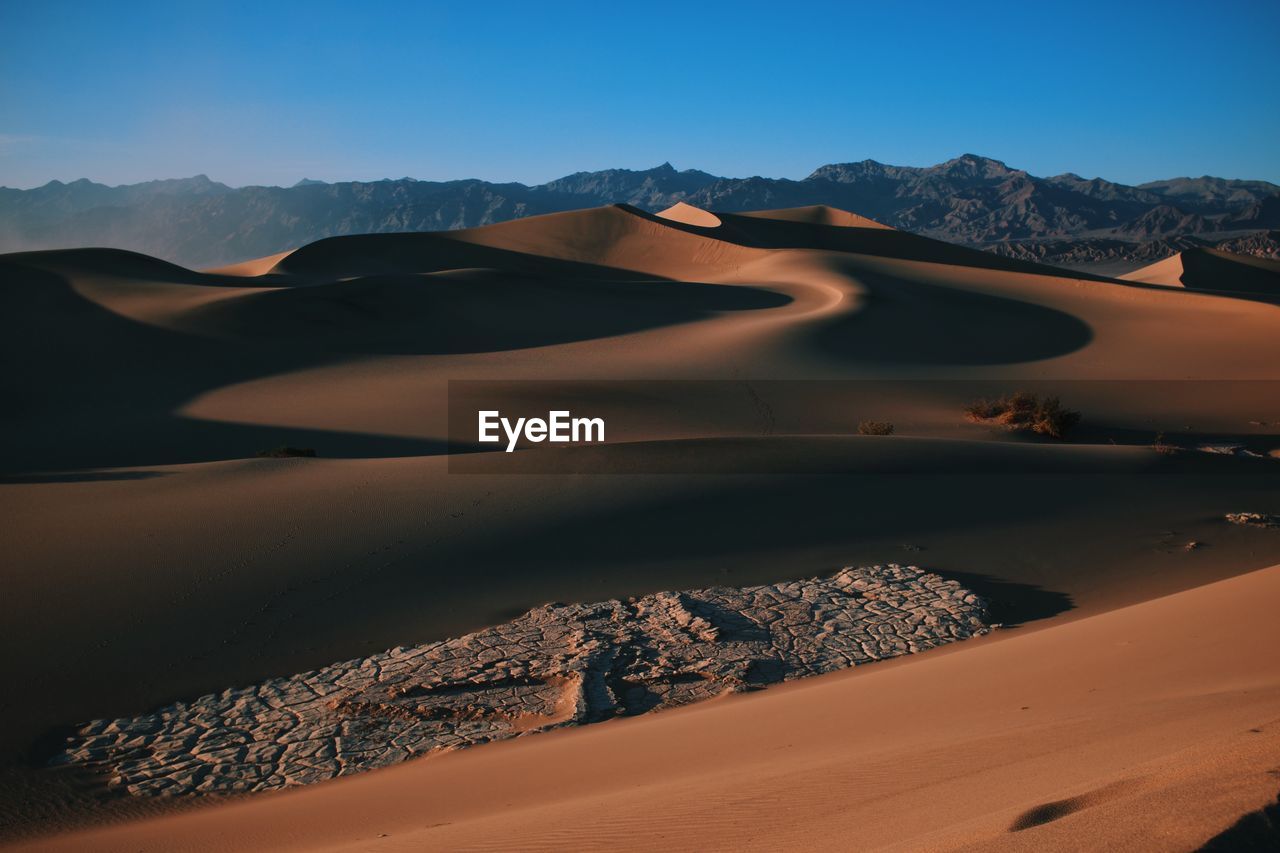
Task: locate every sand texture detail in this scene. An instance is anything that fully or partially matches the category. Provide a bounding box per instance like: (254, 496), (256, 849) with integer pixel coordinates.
(53, 564), (987, 797)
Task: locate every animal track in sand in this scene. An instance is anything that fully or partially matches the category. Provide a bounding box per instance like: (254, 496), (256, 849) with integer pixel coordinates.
(52, 564), (989, 797)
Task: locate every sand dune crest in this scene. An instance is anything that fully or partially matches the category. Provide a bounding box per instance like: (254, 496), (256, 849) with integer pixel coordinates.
(656, 201), (722, 228)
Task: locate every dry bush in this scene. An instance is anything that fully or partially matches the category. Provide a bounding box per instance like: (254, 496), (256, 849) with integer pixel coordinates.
(963, 392), (1079, 440)
(1152, 431), (1180, 455)
(857, 420), (895, 436)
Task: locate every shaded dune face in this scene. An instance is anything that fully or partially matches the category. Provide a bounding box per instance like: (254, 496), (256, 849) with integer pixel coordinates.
(0, 262), (450, 471)
(804, 268), (1093, 365)
(737, 204), (894, 229)
(273, 223), (668, 278)
(4, 248), (209, 285)
(174, 272), (790, 354)
(1174, 248), (1280, 296)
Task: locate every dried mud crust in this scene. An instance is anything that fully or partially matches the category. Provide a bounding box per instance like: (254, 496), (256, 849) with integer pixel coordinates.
(53, 564), (989, 797)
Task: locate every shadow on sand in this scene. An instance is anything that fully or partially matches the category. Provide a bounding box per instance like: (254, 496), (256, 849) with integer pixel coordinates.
(935, 570), (1074, 627)
(1198, 790), (1280, 851)
(0, 251), (784, 474)
(808, 270), (1093, 366)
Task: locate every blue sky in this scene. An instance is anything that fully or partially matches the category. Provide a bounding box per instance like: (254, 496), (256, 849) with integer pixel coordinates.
(2, 0), (1277, 188)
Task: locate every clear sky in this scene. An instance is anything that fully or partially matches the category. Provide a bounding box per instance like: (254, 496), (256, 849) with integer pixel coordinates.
(2, 0), (1277, 189)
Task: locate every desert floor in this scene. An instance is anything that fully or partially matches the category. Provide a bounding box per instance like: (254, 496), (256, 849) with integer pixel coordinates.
(2, 203), (1278, 849)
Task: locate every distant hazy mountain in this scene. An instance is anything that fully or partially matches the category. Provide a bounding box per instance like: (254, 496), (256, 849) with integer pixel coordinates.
(1, 155), (1276, 269)
(1134, 176), (1280, 212)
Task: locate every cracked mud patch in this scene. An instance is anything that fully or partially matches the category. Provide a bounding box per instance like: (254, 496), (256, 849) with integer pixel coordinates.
(52, 564), (989, 797)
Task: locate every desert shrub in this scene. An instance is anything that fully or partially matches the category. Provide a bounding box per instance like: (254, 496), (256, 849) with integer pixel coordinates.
(962, 397), (1009, 421)
(1029, 397), (1081, 439)
(1152, 431), (1179, 455)
(963, 392), (1079, 440)
(256, 446), (317, 458)
(857, 420), (895, 436)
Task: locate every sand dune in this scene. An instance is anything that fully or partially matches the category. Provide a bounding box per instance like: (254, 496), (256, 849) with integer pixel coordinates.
(1122, 246), (1280, 294)
(656, 201), (722, 228)
(2, 203), (1279, 847)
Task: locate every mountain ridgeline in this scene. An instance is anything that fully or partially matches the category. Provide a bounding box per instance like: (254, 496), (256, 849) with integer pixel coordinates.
(2, 155), (1277, 269)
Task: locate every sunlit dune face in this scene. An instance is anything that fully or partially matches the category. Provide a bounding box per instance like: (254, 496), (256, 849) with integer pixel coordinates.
(656, 201), (722, 228)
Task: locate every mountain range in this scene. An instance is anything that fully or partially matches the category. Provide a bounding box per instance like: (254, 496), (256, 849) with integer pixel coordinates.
(2, 154), (1277, 269)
